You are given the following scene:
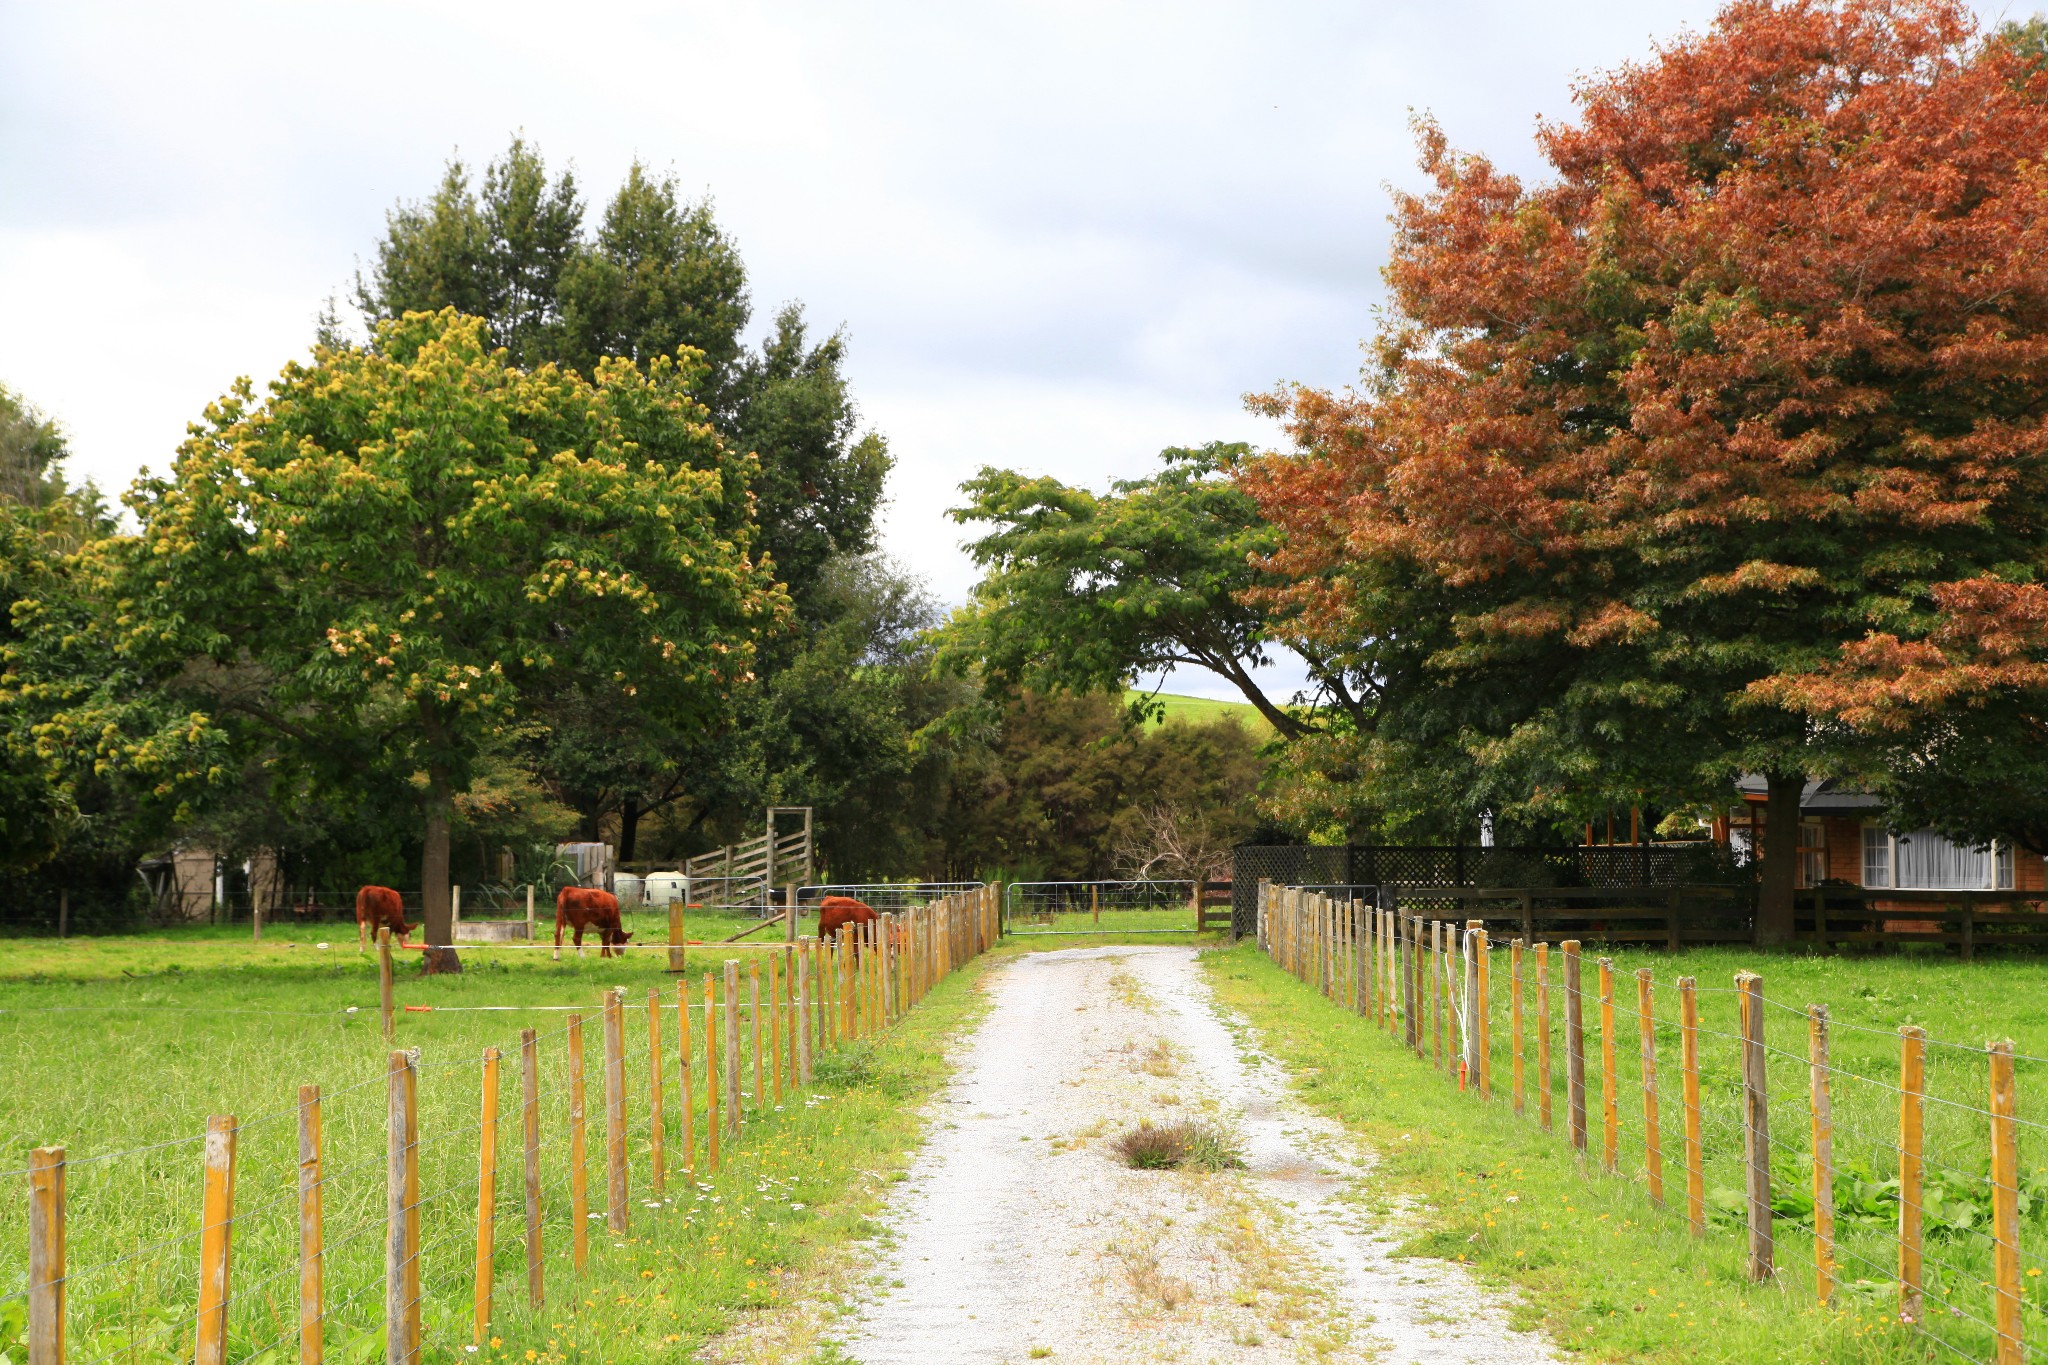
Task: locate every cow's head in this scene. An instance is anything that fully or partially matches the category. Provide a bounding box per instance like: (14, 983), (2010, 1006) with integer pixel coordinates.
(610, 928), (634, 947)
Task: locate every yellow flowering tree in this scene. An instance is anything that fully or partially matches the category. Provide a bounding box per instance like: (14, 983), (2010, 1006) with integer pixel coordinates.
(126, 309), (784, 968)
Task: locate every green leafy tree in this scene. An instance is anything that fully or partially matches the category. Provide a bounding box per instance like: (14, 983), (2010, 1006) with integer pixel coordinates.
(933, 691), (1269, 881)
(355, 139), (584, 369)
(0, 385), (70, 509)
(557, 164), (751, 409)
(355, 140), (893, 847)
(122, 310), (782, 967)
(945, 444), (1371, 741)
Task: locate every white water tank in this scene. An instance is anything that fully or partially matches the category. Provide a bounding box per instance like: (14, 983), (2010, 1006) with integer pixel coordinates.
(613, 873), (644, 909)
(645, 872), (688, 906)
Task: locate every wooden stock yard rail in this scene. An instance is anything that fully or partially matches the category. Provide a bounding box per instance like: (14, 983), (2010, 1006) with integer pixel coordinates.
(1259, 883), (2044, 1365)
(1385, 884), (2048, 956)
(13, 885), (1002, 1365)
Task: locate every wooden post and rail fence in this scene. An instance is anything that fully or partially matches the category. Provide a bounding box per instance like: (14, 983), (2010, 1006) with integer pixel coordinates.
(1258, 881), (2036, 1365)
(14, 884), (1003, 1364)
(1369, 883), (2048, 957)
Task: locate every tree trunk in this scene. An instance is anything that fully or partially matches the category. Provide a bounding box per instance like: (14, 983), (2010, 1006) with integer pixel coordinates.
(1755, 769), (1805, 948)
(419, 763), (462, 974)
(619, 795), (641, 864)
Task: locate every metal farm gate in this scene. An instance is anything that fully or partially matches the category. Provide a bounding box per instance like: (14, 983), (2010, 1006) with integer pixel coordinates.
(1003, 880), (1227, 936)
(797, 882), (986, 912)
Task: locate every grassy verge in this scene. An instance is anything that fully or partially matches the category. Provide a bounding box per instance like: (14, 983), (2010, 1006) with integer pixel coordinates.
(0, 933), (997, 1364)
(478, 951), (997, 1365)
(1203, 940), (1937, 1365)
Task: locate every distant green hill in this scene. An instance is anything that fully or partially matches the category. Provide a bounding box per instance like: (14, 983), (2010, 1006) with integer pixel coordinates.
(1123, 688), (1274, 735)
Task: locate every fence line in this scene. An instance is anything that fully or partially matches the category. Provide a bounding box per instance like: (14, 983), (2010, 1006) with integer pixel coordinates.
(9, 885), (1004, 1364)
(1257, 882), (2039, 1365)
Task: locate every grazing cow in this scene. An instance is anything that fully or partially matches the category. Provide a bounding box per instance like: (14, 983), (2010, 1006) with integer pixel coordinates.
(555, 886), (634, 960)
(355, 885), (412, 953)
(815, 895), (878, 951)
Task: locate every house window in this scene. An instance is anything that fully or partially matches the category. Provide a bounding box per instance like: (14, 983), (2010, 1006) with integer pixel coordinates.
(1798, 822), (1826, 888)
(1860, 826), (2014, 890)
(1862, 825), (1891, 888)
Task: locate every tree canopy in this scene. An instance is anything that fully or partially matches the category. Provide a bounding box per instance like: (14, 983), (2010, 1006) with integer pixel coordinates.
(1244, 0), (2048, 937)
(118, 309), (782, 963)
(946, 443), (1381, 739)
(353, 140), (891, 853)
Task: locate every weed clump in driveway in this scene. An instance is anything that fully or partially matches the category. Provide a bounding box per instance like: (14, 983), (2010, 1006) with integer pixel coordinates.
(1113, 1119), (1246, 1172)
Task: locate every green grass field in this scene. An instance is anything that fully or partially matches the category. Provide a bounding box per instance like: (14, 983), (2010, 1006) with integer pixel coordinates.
(1123, 687), (1273, 735)
(13, 903), (2046, 1365)
(0, 916), (997, 1364)
(1216, 934), (2048, 1363)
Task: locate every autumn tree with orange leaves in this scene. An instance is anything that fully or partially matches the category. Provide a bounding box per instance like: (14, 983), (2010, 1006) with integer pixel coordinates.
(1244, 0), (2048, 942)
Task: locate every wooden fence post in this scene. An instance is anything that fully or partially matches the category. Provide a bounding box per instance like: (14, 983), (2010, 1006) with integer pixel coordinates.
(1990, 1039), (2023, 1364)
(568, 1014), (589, 1271)
(1635, 968), (1662, 1206)
(1598, 957), (1619, 1173)
(839, 930), (855, 1042)
(1384, 909), (1396, 1037)
(1407, 916), (1423, 1053)
(798, 944), (814, 1085)
(1511, 940), (1525, 1116)
(770, 952), (785, 1105)
(299, 1085), (324, 1365)
(1375, 908), (1387, 1031)
(723, 960), (743, 1138)
(196, 1114), (237, 1365)
(751, 961), (765, 1111)
(1432, 921), (1447, 1070)
(520, 1029), (542, 1310)
(526, 884), (536, 942)
(705, 976), (721, 1172)
(379, 927), (396, 1043)
(1900, 1024), (1926, 1324)
(1808, 1005), (1834, 1306)
(668, 901), (687, 974)
(402, 1052), (421, 1365)
(882, 913), (896, 1024)
(1355, 902), (1369, 1016)
(474, 1047), (500, 1346)
(1476, 928), (1492, 1098)
(1563, 941), (1587, 1154)
(1679, 978), (1704, 1236)
(1536, 943), (1552, 1132)
(604, 990), (628, 1235)
(385, 1053), (411, 1365)
(677, 983), (696, 1180)
(647, 988), (665, 1194)
(27, 1146), (63, 1365)
(1737, 972), (1773, 1282)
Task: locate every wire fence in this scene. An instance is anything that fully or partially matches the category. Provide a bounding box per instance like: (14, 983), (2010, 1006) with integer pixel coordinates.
(1259, 883), (2043, 1364)
(2, 885), (1003, 1364)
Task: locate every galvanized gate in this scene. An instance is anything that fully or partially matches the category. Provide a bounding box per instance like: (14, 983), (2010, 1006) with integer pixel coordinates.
(1002, 880), (1229, 936)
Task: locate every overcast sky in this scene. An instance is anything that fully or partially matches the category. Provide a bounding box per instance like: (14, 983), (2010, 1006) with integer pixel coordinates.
(6, 0), (2007, 701)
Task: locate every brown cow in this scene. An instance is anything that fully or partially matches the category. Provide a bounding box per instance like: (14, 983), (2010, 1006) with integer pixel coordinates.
(555, 886), (634, 960)
(355, 885), (412, 953)
(816, 895), (878, 952)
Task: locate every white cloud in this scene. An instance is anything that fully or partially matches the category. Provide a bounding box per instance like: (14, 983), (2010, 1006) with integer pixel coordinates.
(10, 0), (1990, 702)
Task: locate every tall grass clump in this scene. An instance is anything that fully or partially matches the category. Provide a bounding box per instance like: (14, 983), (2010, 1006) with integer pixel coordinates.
(1113, 1119), (1245, 1171)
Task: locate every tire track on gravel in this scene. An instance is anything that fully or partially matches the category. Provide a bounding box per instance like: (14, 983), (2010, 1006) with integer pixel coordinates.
(716, 945), (1559, 1364)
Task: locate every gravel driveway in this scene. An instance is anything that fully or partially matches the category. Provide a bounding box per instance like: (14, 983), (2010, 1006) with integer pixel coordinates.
(811, 945), (1558, 1364)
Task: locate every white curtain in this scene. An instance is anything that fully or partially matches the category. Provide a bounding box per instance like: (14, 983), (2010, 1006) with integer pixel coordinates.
(1866, 828), (2012, 890)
